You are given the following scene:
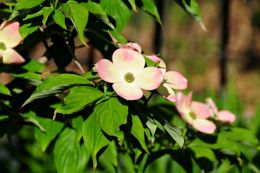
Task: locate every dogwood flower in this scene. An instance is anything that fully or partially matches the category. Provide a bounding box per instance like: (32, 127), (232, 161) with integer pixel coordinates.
(96, 48), (163, 100)
(0, 21), (24, 64)
(122, 42), (142, 53)
(146, 55), (188, 102)
(206, 98), (236, 123)
(176, 92), (216, 134)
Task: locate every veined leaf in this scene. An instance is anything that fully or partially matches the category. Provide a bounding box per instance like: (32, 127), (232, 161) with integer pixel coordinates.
(23, 74), (92, 106)
(95, 97), (128, 139)
(54, 128), (89, 173)
(82, 113), (109, 169)
(131, 114), (149, 153)
(63, 1), (89, 45)
(56, 86), (103, 114)
(53, 10), (67, 30)
(15, 0), (45, 10)
(34, 117), (64, 152)
(42, 7), (53, 25)
(164, 122), (184, 147)
(140, 0), (162, 24)
(100, 0), (131, 32)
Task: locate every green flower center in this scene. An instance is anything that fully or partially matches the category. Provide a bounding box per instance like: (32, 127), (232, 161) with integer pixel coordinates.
(124, 72), (135, 83)
(0, 42), (6, 51)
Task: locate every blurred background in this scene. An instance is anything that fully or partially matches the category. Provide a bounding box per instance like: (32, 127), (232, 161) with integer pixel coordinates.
(122, 0), (260, 117)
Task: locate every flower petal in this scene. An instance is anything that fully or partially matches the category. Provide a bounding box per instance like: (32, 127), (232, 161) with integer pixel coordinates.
(157, 84), (176, 102)
(112, 82), (143, 100)
(206, 98), (218, 116)
(96, 59), (123, 83)
(191, 101), (211, 119)
(146, 55), (166, 75)
(123, 42), (142, 52)
(217, 110), (236, 123)
(192, 119), (216, 134)
(176, 92), (192, 108)
(112, 48), (145, 74)
(135, 67), (163, 90)
(2, 48), (25, 64)
(0, 22), (22, 48)
(164, 71), (188, 90)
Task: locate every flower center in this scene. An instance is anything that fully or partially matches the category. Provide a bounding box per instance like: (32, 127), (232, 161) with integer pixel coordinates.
(0, 42), (6, 51)
(124, 72), (135, 83)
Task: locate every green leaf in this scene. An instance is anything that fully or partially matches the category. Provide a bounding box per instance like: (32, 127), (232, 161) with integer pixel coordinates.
(82, 112), (109, 169)
(22, 111), (46, 132)
(164, 122), (184, 147)
(63, 1), (89, 45)
(175, 0), (205, 30)
(95, 97), (128, 138)
(23, 74), (92, 106)
(100, 0), (131, 32)
(0, 83), (11, 96)
(99, 141), (118, 173)
(19, 23), (39, 39)
(15, 0), (45, 10)
(128, 0), (137, 12)
(71, 116), (84, 141)
(189, 147), (216, 162)
(42, 7), (53, 25)
(23, 9), (43, 20)
(34, 117), (64, 152)
(140, 0), (162, 24)
(56, 86), (103, 114)
(53, 10), (67, 30)
(54, 128), (89, 173)
(131, 114), (148, 152)
(83, 1), (114, 29)
(22, 59), (44, 72)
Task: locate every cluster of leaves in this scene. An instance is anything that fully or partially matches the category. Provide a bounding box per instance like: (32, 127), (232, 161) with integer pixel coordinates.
(0, 0), (260, 173)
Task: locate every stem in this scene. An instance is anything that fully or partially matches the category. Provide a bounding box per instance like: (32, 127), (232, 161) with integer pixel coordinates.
(65, 41), (86, 74)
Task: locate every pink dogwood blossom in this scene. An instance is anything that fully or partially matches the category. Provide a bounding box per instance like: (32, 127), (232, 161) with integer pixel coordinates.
(176, 92), (216, 134)
(96, 48), (163, 100)
(146, 55), (188, 102)
(0, 21), (24, 64)
(206, 98), (236, 123)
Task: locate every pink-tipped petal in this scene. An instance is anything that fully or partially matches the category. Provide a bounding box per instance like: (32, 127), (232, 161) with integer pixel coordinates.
(217, 110), (236, 123)
(124, 42), (142, 52)
(0, 22), (22, 48)
(192, 119), (216, 134)
(135, 67), (163, 90)
(164, 71), (188, 90)
(112, 82), (143, 100)
(206, 98), (218, 116)
(166, 94), (176, 102)
(191, 101), (211, 119)
(2, 48), (25, 64)
(112, 48), (145, 74)
(96, 59), (123, 83)
(146, 55), (166, 75)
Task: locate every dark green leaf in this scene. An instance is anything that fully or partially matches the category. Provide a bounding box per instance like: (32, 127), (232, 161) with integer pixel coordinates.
(34, 117), (64, 152)
(140, 0), (162, 24)
(83, 1), (114, 29)
(131, 114), (148, 152)
(99, 141), (118, 173)
(15, 0), (45, 10)
(42, 7), (53, 25)
(95, 97), (128, 138)
(82, 112), (109, 169)
(23, 74), (92, 106)
(56, 86), (103, 114)
(174, 0), (205, 30)
(63, 1), (89, 45)
(164, 122), (184, 147)
(100, 0), (131, 31)
(53, 10), (67, 30)
(0, 83), (11, 96)
(54, 128), (89, 173)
